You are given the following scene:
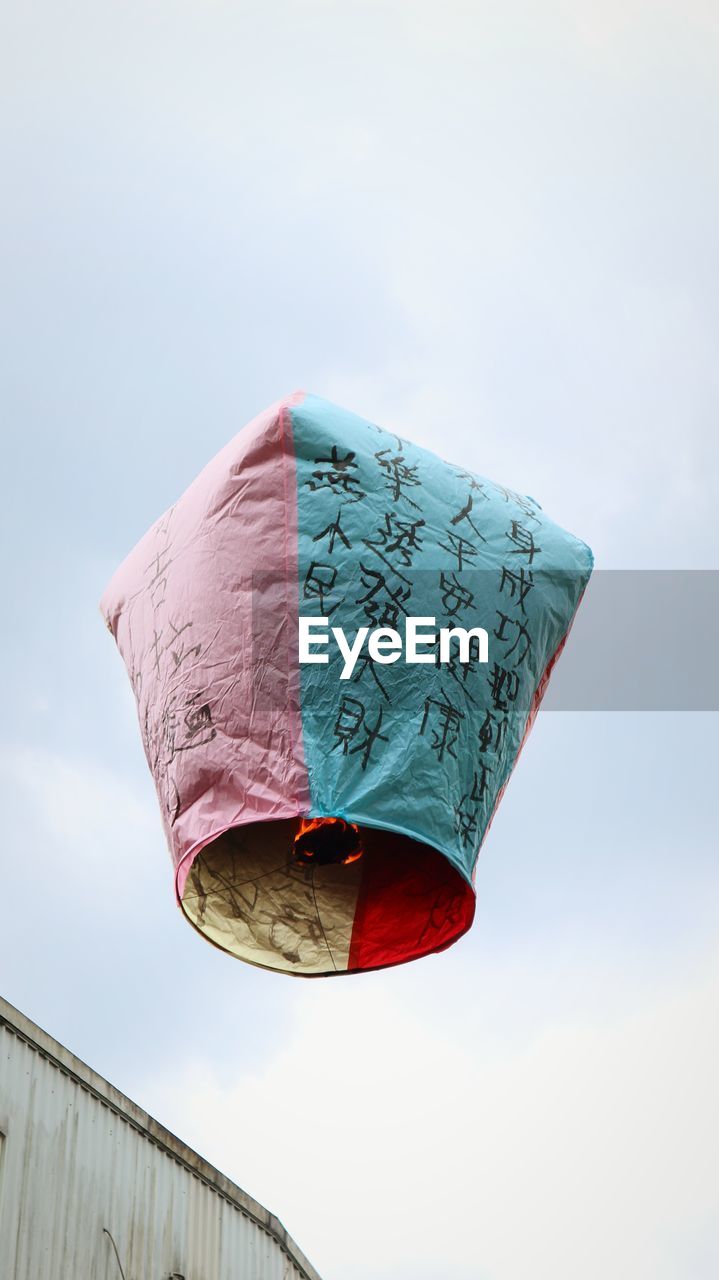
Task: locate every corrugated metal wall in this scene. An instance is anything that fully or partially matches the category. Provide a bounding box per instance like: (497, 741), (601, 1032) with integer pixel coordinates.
(0, 1003), (322, 1280)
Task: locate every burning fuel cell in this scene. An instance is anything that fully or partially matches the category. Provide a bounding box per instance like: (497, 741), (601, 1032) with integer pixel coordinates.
(292, 818), (363, 866)
(101, 392), (593, 976)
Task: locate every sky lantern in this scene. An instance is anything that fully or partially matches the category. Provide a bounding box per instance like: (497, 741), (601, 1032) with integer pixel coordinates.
(101, 392), (593, 976)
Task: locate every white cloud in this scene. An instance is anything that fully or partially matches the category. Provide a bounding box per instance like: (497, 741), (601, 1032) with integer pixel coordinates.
(147, 942), (719, 1280)
(0, 745), (160, 901)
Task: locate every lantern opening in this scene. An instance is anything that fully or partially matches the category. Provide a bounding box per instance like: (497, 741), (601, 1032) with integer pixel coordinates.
(292, 817), (363, 866)
(179, 817), (476, 978)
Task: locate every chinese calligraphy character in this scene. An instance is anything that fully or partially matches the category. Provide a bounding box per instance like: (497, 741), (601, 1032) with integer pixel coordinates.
(438, 530), (480, 570)
(420, 693), (465, 761)
(304, 561), (340, 615)
(506, 521), (542, 563)
(313, 512), (351, 554)
(356, 562), (411, 628)
(499, 566), (534, 614)
(307, 446), (365, 500)
(493, 611), (532, 666)
(332, 697), (389, 770)
(439, 570), (475, 618)
(375, 447), (421, 508)
(487, 663), (521, 712)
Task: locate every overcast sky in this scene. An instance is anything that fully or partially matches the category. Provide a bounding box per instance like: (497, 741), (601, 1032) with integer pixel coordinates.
(1, 4), (718, 1279)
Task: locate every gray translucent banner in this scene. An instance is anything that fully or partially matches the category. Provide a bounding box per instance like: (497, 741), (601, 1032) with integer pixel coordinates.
(543, 570), (718, 711)
(252, 569), (719, 713)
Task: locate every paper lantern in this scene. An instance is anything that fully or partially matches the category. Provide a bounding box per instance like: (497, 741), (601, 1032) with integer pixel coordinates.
(101, 392), (592, 975)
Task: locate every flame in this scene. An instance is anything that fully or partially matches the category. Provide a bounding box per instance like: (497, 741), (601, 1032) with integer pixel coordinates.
(293, 816), (363, 866)
(296, 816), (324, 838)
